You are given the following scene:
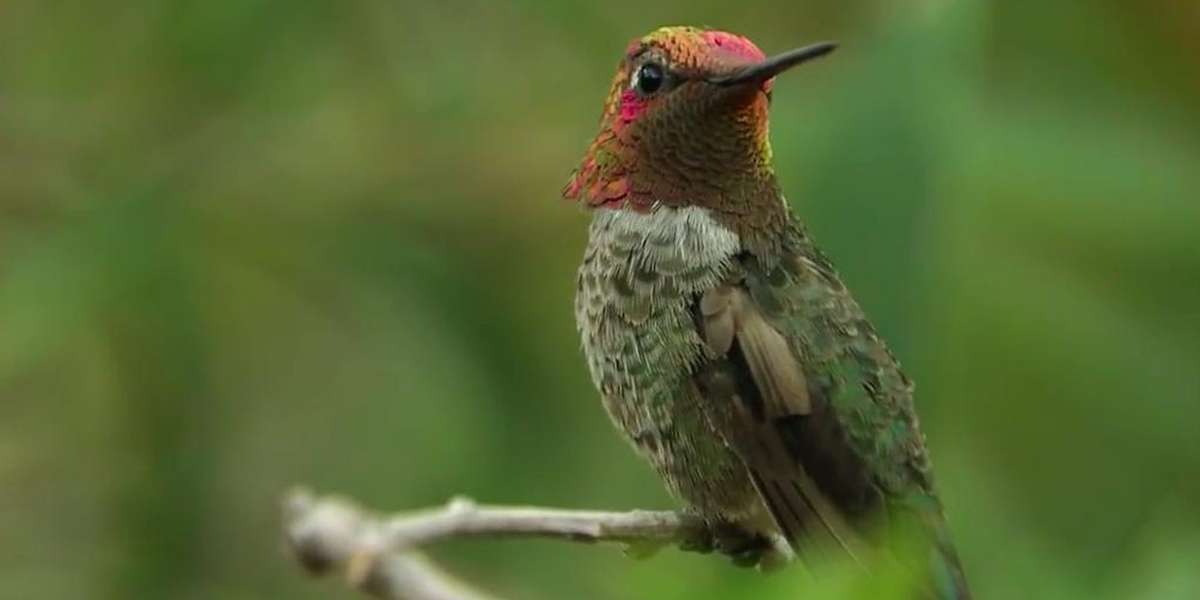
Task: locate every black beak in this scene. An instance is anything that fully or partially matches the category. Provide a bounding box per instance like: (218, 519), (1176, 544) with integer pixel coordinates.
(707, 41), (837, 86)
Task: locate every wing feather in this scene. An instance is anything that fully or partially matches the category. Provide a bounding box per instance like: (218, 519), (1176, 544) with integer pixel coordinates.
(696, 284), (868, 566)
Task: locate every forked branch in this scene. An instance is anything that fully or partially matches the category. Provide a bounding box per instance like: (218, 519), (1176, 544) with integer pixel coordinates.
(282, 487), (706, 599)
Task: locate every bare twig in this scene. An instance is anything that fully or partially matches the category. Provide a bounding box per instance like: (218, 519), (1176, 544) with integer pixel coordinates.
(282, 487), (706, 600)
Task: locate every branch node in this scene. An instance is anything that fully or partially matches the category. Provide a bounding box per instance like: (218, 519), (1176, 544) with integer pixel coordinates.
(446, 496), (477, 514)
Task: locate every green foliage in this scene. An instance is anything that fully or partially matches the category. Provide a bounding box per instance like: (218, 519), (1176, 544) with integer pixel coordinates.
(1, 1), (1197, 598)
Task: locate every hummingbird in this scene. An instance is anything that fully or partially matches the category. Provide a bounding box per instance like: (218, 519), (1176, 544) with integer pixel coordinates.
(564, 26), (969, 598)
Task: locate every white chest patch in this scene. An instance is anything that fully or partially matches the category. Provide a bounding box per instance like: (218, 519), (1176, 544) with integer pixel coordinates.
(588, 205), (742, 272)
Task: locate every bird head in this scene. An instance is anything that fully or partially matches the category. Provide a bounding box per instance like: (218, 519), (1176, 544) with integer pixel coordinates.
(564, 26), (835, 213)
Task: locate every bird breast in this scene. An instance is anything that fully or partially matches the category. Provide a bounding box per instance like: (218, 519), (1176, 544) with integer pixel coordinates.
(574, 204), (742, 407)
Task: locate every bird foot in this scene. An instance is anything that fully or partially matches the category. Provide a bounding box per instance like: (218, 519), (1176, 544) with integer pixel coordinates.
(678, 525), (716, 554)
(709, 522), (783, 570)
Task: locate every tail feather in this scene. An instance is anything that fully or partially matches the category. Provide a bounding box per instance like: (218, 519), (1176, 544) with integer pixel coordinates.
(891, 497), (972, 600)
(748, 467), (867, 570)
(928, 521), (971, 599)
(750, 471), (808, 544)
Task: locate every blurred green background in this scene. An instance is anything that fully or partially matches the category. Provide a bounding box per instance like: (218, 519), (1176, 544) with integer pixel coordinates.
(2, 0), (1198, 598)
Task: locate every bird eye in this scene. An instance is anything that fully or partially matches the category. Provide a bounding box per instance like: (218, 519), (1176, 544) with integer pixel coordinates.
(632, 62), (665, 95)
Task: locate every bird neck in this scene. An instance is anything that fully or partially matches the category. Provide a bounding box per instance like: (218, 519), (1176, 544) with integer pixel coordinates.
(568, 88), (790, 258)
